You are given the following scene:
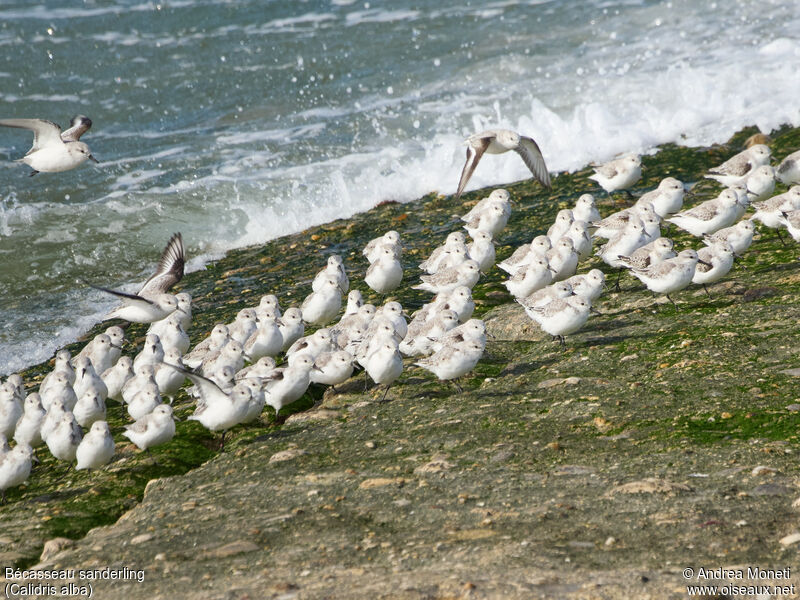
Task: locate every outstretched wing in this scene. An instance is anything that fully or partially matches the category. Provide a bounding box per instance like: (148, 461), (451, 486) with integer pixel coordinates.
(455, 137), (492, 200)
(61, 115), (93, 142)
(137, 233), (185, 298)
(515, 136), (551, 189)
(0, 118), (63, 155)
(87, 282), (157, 307)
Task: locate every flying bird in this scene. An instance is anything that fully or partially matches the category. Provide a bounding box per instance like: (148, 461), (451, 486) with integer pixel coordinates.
(0, 115), (98, 175)
(455, 129), (550, 200)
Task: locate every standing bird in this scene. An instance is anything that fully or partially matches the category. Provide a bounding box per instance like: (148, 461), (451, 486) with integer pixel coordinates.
(455, 129), (551, 199)
(0, 115), (98, 175)
(589, 155), (642, 196)
(705, 144), (771, 187)
(75, 421), (115, 471)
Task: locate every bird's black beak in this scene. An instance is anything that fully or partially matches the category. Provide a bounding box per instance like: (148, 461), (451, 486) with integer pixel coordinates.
(698, 260), (712, 267)
(89, 155), (99, 164)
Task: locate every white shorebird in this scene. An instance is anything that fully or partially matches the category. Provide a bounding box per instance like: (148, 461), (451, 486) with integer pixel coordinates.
(705, 144), (771, 187)
(73, 390), (107, 428)
(343, 289), (364, 316)
(75, 333), (120, 375)
(413, 259), (481, 294)
(40, 350), (75, 395)
(455, 129), (551, 199)
(777, 150), (800, 185)
(547, 209), (574, 243)
(364, 339), (404, 402)
(462, 197), (511, 239)
(73, 355), (109, 402)
(617, 237), (676, 272)
(749, 186), (800, 243)
(703, 220), (755, 255)
(76, 421), (115, 471)
(0, 443), (34, 503)
(744, 165), (776, 203)
(279, 307), (305, 352)
(528, 295), (592, 348)
(573, 194), (601, 224)
(565, 269), (606, 302)
(363, 231), (401, 263)
(497, 235), (551, 274)
(128, 387), (162, 421)
(628, 249), (707, 307)
(40, 372), (77, 412)
(635, 177), (685, 218)
(13, 393), (46, 448)
(693, 242), (736, 295)
(364, 247), (403, 295)
(123, 404), (176, 453)
(517, 281), (574, 317)
(546, 237), (580, 281)
(0, 385), (22, 439)
(88, 233), (184, 323)
(182, 369), (251, 450)
(667, 189), (740, 237)
(592, 202), (656, 240)
(310, 350), (354, 390)
(46, 412), (83, 463)
(0, 115), (97, 175)
(312, 255), (349, 293)
(400, 309), (460, 357)
(589, 155), (641, 195)
(504, 256), (553, 299)
(244, 315), (283, 361)
(421, 232), (469, 274)
(416, 340), (484, 391)
(466, 230), (496, 273)
(183, 324), (230, 369)
(263, 354), (316, 417)
(301, 275), (343, 325)
(133, 333), (165, 372)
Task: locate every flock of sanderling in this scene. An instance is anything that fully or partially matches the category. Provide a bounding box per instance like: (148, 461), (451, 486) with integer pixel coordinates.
(1, 122), (799, 504)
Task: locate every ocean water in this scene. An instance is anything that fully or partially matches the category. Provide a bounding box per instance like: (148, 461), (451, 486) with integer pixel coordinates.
(0, 0), (798, 375)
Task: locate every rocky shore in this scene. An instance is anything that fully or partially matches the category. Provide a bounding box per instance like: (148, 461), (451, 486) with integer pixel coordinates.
(2, 125), (800, 599)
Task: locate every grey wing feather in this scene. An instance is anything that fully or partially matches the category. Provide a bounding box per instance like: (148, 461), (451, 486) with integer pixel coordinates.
(61, 115), (92, 142)
(138, 232), (185, 298)
(126, 416), (152, 434)
(0, 118), (63, 154)
(455, 137), (491, 200)
(515, 137), (551, 189)
(709, 154), (751, 177)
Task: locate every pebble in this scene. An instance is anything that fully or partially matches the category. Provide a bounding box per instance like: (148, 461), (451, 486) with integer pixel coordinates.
(779, 533), (800, 547)
(40, 537), (74, 561)
(269, 448), (308, 463)
(130, 533), (153, 545)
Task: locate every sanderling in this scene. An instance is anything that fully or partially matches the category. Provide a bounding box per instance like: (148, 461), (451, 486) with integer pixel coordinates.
(461, 189), (510, 223)
(184, 324), (230, 369)
(467, 230), (496, 272)
(263, 354), (315, 416)
(745, 165), (776, 203)
(517, 281), (574, 315)
(413, 259), (481, 294)
(76, 421), (115, 471)
(777, 210), (800, 243)
(547, 209), (574, 243)
(200, 339), (245, 377)
(428, 318), (487, 354)
(455, 129), (550, 199)
(0, 115), (97, 175)
(312, 255), (349, 294)
(123, 404), (176, 452)
(244, 314), (284, 361)
(257, 294), (282, 319)
(121, 364), (157, 406)
(40, 372), (77, 412)
(628, 249), (707, 306)
(559, 219), (592, 258)
(128, 387), (162, 421)
(589, 155), (641, 195)
(777, 150), (800, 186)
(287, 328), (334, 364)
(149, 312), (190, 355)
(39, 398), (67, 444)
(184, 371), (251, 449)
(503, 255), (553, 299)
(592, 202), (656, 240)
(400, 309), (460, 357)
(132, 334), (165, 372)
(102, 356), (134, 403)
(136, 232), (185, 300)
(667, 189), (740, 237)
(76, 333), (120, 375)
(703, 220), (755, 255)
(364, 247), (404, 295)
(636, 177), (685, 219)
(705, 144), (771, 187)
(73, 355), (109, 402)
(154, 348), (186, 401)
(462, 196), (511, 239)
(617, 237), (676, 271)
(596, 216), (647, 269)
(497, 236), (551, 274)
(227, 308), (259, 346)
(0, 443), (34, 503)
(13, 393), (45, 448)
(364, 339), (404, 401)
(73, 390), (106, 428)
(573, 193), (601, 224)
(236, 357), (276, 381)
(310, 350), (355, 389)
(46, 412), (83, 463)
(565, 269), (606, 302)
(40, 350), (75, 395)
(527, 295), (592, 348)
(415, 340), (484, 391)
(0, 385), (22, 439)
(377, 301), (408, 340)
(343, 289), (364, 316)
(693, 242), (736, 295)
(363, 231), (401, 263)
(749, 186), (800, 238)
(546, 237), (579, 281)
(279, 308), (306, 352)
